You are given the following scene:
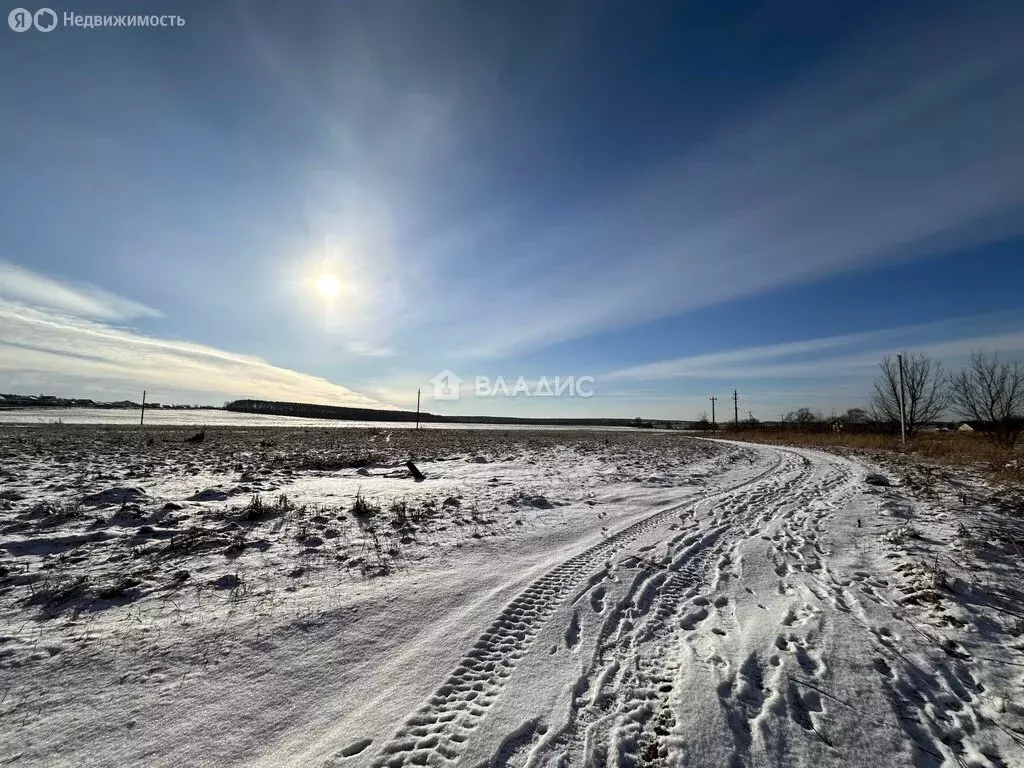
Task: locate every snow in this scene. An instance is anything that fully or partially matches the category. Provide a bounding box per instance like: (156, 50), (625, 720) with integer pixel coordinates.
(0, 426), (1021, 767)
(0, 408), (672, 430)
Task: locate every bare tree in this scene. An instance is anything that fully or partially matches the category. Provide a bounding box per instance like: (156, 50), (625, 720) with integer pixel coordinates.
(869, 353), (947, 437)
(783, 407), (822, 429)
(948, 351), (1024, 448)
(842, 407), (869, 424)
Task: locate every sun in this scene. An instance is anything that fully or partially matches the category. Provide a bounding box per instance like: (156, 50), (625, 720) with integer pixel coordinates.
(313, 272), (342, 300)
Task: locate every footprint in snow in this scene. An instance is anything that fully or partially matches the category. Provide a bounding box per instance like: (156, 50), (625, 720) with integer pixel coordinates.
(873, 658), (894, 679)
(565, 611), (581, 651)
(338, 738), (372, 758)
(680, 607), (709, 630)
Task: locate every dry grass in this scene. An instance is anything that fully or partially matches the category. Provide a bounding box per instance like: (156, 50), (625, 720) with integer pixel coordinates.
(714, 429), (1023, 485)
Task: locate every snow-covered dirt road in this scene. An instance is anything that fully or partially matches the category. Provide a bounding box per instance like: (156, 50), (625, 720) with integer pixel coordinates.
(337, 444), (1021, 768)
(2, 429), (1022, 768)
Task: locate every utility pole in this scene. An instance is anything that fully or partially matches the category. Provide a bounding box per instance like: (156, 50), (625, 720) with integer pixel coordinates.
(140, 390), (146, 427)
(733, 389), (739, 426)
(416, 388), (421, 431)
(897, 354), (907, 448)
(709, 395), (718, 430)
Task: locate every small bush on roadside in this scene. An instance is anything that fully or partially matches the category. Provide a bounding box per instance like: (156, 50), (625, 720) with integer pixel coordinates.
(924, 557), (950, 590)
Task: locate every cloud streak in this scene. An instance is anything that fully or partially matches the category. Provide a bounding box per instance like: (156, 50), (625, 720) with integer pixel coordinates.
(0, 302), (388, 407)
(400, 4), (1024, 358)
(603, 316), (1024, 384)
(0, 261), (161, 321)
(0, 262), (388, 407)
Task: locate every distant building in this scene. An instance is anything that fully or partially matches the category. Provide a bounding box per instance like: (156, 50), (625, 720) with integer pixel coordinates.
(957, 423), (975, 432)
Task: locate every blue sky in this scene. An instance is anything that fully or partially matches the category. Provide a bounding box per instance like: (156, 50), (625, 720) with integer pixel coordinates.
(1, 0), (1023, 419)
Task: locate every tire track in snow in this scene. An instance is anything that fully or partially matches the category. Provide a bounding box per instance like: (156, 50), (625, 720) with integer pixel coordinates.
(535, 450), (814, 766)
(710, 452), (856, 767)
(365, 449), (788, 767)
(768, 454), (856, 589)
(538, 448), (856, 767)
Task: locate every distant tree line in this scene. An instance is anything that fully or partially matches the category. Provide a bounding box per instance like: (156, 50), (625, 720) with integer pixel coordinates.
(720, 351), (1023, 448)
(224, 399), (681, 429)
(0, 393), (203, 410)
(226, 399), (422, 422)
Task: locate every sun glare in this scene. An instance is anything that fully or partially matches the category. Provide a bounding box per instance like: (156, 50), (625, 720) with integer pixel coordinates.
(313, 272), (342, 300)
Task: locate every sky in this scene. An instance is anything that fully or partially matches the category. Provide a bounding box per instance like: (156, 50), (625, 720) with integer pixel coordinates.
(1, 0), (1023, 420)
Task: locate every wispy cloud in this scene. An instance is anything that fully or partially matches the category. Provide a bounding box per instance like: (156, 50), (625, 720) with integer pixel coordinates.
(0, 261), (161, 320)
(0, 263), (389, 407)
(214, 4), (1024, 365)
(605, 330), (892, 382)
(396, 4), (1024, 358)
(593, 319), (1024, 419)
(603, 316), (1024, 383)
(0, 302), (389, 407)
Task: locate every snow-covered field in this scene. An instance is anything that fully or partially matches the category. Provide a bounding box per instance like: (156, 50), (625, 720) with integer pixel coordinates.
(1, 426), (1022, 767)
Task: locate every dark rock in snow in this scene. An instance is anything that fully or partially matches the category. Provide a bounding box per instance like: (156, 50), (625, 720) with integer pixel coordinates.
(112, 506), (143, 522)
(189, 488), (230, 502)
(865, 473), (891, 486)
(211, 574), (240, 590)
(523, 495), (554, 509)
